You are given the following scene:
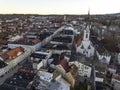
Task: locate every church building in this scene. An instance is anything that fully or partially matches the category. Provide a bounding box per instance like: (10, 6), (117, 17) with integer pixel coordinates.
(76, 25), (95, 57)
(76, 10), (95, 57)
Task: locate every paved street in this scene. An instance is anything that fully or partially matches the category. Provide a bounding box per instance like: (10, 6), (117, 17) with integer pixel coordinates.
(0, 65), (21, 85)
(0, 59), (27, 85)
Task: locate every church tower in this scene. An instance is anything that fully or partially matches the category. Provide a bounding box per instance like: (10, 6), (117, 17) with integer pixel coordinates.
(76, 9), (95, 57)
(83, 9), (90, 41)
(83, 26), (90, 41)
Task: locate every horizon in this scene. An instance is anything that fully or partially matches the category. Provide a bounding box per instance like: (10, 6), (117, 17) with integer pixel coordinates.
(0, 0), (120, 15)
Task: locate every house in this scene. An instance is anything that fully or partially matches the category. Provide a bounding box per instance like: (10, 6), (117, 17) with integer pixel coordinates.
(76, 25), (95, 57)
(70, 61), (92, 78)
(0, 39), (8, 54)
(46, 44), (71, 56)
(8, 38), (41, 52)
(33, 73), (61, 90)
(0, 39), (8, 45)
(51, 59), (70, 76)
(61, 26), (75, 36)
(56, 75), (70, 90)
(0, 47), (30, 77)
(64, 64), (78, 88)
(37, 70), (53, 82)
(50, 35), (73, 48)
(111, 74), (120, 90)
(30, 51), (52, 70)
(58, 59), (70, 72)
(1, 47), (24, 60)
(51, 59), (78, 88)
(96, 46), (111, 64)
(25, 31), (39, 39)
(106, 65), (117, 75)
(95, 70), (104, 88)
(8, 35), (23, 42)
(0, 67), (35, 90)
(0, 58), (7, 77)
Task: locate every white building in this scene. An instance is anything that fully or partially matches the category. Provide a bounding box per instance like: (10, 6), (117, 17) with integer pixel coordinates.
(69, 61), (92, 78)
(56, 75), (70, 90)
(106, 65), (117, 75)
(30, 51), (52, 70)
(37, 70), (53, 82)
(8, 35), (23, 42)
(76, 25), (95, 57)
(96, 48), (111, 64)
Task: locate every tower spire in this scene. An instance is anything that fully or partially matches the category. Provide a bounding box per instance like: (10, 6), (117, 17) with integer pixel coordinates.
(88, 8), (91, 29)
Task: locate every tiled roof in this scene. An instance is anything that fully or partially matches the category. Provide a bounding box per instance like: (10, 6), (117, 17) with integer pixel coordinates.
(18, 67), (34, 74)
(76, 36), (83, 47)
(1, 47), (24, 60)
(58, 59), (69, 72)
(32, 38), (40, 44)
(112, 74), (120, 81)
(0, 39), (8, 45)
(1, 53), (9, 60)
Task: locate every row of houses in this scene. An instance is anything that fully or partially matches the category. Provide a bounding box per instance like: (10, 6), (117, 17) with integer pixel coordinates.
(27, 24), (93, 90)
(0, 47), (30, 77)
(105, 65), (120, 90)
(0, 16), (64, 78)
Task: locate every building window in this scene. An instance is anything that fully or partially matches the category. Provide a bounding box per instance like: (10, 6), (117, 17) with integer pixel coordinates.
(85, 66), (89, 70)
(86, 34), (88, 38)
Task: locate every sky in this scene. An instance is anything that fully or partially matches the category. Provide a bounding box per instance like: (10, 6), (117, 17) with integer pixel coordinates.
(0, 0), (120, 15)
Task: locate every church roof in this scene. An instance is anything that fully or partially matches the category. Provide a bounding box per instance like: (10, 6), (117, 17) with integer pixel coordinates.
(75, 36), (83, 47)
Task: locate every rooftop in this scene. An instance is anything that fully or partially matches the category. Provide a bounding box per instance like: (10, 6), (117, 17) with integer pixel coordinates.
(51, 35), (72, 43)
(10, 38), (40, 45)
(1, 47), (24, 61)
(0, 59), (7, 68)
(33, 76), (60, 90)
(58, 59), (70, 72)
(112, 74), (120, 81)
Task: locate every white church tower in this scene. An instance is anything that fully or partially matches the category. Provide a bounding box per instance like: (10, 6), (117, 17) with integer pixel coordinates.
(83, 26), (90, 41)
(76, 10), (95, 57)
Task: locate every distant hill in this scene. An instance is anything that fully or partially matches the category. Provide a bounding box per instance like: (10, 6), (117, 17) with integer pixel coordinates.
(105, 13), (120, 16)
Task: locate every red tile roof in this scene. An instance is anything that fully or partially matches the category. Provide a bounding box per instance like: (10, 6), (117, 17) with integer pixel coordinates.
(58, 59), (69, 72)
(0, 39), (8, 45)
(18, 67), (34, 74)
(32, 38), (40, 44)
(1, 47), (24, 60)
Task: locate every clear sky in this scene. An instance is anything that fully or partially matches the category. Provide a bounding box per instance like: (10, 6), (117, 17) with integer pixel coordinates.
(0, 0), (120, 15)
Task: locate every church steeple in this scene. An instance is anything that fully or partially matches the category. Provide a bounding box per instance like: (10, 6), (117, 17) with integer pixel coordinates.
(83, 9), (91, 41)
(88, 8), (91, 29)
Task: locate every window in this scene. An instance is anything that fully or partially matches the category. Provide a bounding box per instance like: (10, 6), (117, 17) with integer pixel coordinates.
(85, 66), (89, 69)
(86, 34), (88, 38)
